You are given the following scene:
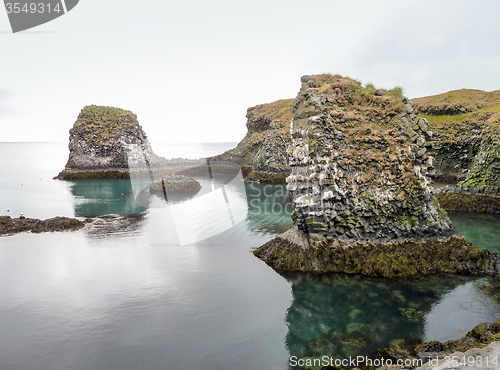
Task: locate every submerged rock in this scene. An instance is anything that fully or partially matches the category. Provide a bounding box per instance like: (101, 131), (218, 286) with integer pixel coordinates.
(254, 74), (499, 277)
(148, 175), (201, 197)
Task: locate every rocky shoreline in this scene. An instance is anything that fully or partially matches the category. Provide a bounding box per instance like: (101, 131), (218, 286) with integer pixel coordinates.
(9, 79), (500, 369)
(0, 215), (90, 235)
(370, 320), (500, 370)
(297, 319), (500, 370)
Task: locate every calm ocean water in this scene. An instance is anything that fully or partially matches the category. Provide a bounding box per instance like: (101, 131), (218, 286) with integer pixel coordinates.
(1, 142), (500, 370)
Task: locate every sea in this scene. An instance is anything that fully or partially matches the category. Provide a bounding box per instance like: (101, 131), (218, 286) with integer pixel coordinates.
(1, 142), (500, 370)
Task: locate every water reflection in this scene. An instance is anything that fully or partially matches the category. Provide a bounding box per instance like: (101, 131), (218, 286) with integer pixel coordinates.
(69, 179), (295, 239)
(84, 214), (147, 239)
(283, 273), (500, 367)
(71, 179), (148, 217)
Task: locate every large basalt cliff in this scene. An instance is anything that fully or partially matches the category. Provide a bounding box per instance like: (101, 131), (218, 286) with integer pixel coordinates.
(254, 74), (498, 277)
(411, 89), (500, 184)
(413, 90), (500, 214)
(212, 99), (293, 182)
(56, 105), (170, 180)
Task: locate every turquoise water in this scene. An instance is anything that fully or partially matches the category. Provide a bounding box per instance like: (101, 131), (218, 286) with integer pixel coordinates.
(447, 211), (500, 253)
(1, 143), (500, 370)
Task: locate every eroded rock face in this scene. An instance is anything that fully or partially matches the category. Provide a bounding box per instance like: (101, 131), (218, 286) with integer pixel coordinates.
(212, 99), (293, 182)
(411, 89), (500, 184)
(286, 74), (453, 242)
(254, 74), (496, 276)
(56, 106), (169, 180)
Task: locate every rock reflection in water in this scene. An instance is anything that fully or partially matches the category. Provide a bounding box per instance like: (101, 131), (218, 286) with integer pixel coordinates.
(71, 178), (203, 217)
(84, 214), (147, 239)
(283, 273), (487, 364)
(71, 179), (148, 217)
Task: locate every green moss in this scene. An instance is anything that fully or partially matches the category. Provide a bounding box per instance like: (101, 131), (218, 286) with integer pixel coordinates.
(254, 234), (490, 277)
(458, 172), (489, 187)
(436, 191), (500, 215)
(412, 89), (500, 109)
(78, 105), (135, 126)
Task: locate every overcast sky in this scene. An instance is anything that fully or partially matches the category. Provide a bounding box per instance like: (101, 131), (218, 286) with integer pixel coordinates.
(1, 0), (499, 143)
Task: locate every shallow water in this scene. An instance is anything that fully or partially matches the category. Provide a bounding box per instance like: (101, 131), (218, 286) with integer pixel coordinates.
(447, 211), (500, 253)
(1, 143), (500, 370)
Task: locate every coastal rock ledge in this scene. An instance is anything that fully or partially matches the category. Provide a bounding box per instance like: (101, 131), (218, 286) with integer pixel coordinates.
(254, 74), (500, 277)
(55, 105), (171, 180)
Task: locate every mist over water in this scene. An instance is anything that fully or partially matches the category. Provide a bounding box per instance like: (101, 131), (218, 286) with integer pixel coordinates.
(1, 143), (500, 370)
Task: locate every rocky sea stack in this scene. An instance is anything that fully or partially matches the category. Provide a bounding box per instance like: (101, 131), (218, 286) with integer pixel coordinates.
(55, 105), (170, 180)
(254, 74), (499, 277)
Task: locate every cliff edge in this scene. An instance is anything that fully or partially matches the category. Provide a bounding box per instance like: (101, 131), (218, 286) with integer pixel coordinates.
(211, 99), (293, 182)
(411, 89), (500, 184)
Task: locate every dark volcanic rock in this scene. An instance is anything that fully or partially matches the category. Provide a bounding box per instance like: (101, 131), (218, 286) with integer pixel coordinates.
(254, 74), (497, 277)
(0, 215), (88, 235)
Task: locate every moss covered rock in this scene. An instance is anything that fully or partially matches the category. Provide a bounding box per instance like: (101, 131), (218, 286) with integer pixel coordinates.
(436, 190), (500, 215)
(56, 105), (171, 180)
(254, 228), (494, 277)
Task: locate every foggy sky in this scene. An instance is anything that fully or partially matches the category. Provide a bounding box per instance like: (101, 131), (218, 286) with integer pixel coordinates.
(1, 0), (499, 143)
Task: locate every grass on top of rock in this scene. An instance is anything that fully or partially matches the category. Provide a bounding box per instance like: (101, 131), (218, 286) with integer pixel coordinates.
(412, 89), (500, 110)
(248, 98), (294, 135)
(71, 105), (139, 142)
(77, 105), (137, 128)
(410, 89), (500, 143)
(309, 73), (405, 111)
